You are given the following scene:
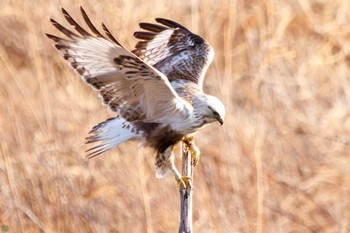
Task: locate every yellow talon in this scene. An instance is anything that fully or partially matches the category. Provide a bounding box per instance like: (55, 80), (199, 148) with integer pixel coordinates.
(183, 138), (201, 167)
(188, 146), (200, 167)
(176, 176), (192, 189)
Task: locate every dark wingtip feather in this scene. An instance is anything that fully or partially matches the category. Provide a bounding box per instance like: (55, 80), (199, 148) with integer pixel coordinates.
(49, 18), (57, 24)
(139, 22), (168, 32)
(133, 31), (157, 40)
(155, 18), (190, 32)
(49, 18), (80, 39)
(54, 44), (70, 50)
(79, 5), (85, 13)
(45, 33), (64, 42)
(61, 7), (90, 37)
(80, 6), (105, 38)
(101, 22), (123, 47)
(60, 6), (67, 14)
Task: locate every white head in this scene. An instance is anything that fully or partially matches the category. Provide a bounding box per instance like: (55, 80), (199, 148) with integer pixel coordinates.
(198, 95), (225, 125)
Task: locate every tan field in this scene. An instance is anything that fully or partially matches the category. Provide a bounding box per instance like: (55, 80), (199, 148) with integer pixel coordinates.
(1, 0), (350, 232)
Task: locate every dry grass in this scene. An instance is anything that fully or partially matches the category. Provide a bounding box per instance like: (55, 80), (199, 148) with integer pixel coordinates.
(1, 0), (350, 232)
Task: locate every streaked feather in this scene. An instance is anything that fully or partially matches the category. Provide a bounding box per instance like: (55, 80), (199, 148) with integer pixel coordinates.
(132, 18), (214, 87)
(85, 116), (140, 159)
(46, 7), (188, 123)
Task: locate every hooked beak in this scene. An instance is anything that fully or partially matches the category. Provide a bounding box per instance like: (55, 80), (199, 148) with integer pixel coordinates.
(217, 117), (224, 126)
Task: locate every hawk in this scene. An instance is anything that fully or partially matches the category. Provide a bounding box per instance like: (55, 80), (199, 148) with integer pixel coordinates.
(46, 7), (225, 187)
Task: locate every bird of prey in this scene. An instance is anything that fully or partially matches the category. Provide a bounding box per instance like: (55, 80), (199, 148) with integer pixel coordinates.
(46, 7), (225, 188)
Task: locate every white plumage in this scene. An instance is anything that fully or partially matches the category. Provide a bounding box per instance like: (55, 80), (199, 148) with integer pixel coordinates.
(85, 116), (140, 158)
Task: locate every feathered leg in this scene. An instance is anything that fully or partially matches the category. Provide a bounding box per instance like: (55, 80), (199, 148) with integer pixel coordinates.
(183, 137), (201, 167)
(155, 145), (191, 188)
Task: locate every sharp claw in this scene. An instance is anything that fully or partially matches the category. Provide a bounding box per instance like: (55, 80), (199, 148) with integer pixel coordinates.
(189, 147), (200, 167)
(176, 176), (192, 189)
(183, 139), (201, 167)
(177, 178), (186, 188)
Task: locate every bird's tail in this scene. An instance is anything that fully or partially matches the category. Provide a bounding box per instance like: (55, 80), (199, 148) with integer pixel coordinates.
(85, 115), (140, 159)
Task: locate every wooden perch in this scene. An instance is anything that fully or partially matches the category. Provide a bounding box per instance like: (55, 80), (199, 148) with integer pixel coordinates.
(179, 142), (194, 233)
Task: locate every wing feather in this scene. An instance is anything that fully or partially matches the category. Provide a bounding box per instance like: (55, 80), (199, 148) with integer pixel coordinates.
(61, 7), (90, 37)
(132, 18), (214, 88)
(139, 23), (168, 32)
(134, 31), (158, 40)
(80, 6), (105, 38)
(46, 7), (189, 123)
(49, 18), (80, 39)
(102, 23), (123, 46)
(155, 18), (190, 31)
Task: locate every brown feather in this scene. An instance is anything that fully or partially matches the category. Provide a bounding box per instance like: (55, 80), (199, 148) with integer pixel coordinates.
(53, 44), (70, 50)
(102, 23), (123, 46)
(133, 18), (212, 86)
(49, 18), (80, 39)
(134, 41), (149, 49)
(79, 6), (105, 39)
(155, 18), (190, 32)
(61, 7), (90, 37)
(45, 33), (66, 43)
(133, 31), (157, 40)
(139, 22), (167, 32)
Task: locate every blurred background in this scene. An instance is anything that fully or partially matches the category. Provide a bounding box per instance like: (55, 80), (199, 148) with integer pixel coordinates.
(1, 0), (350, 232)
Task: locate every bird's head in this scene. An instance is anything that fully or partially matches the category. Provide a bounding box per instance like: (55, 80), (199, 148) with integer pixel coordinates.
(201, 95), (225, 126)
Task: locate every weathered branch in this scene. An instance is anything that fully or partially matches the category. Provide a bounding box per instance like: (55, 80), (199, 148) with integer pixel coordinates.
(179, 142), (194, 233)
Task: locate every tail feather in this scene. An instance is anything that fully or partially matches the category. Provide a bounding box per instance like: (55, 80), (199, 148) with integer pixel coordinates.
(85, 115), (139, 159)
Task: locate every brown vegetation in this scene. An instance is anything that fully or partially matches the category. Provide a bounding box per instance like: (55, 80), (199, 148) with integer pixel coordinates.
(1, 0), (350, 232)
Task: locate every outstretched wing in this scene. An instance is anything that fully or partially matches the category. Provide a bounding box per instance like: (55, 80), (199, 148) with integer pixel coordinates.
(46, 7), (189, 123)
(132, 18), (214, 88)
